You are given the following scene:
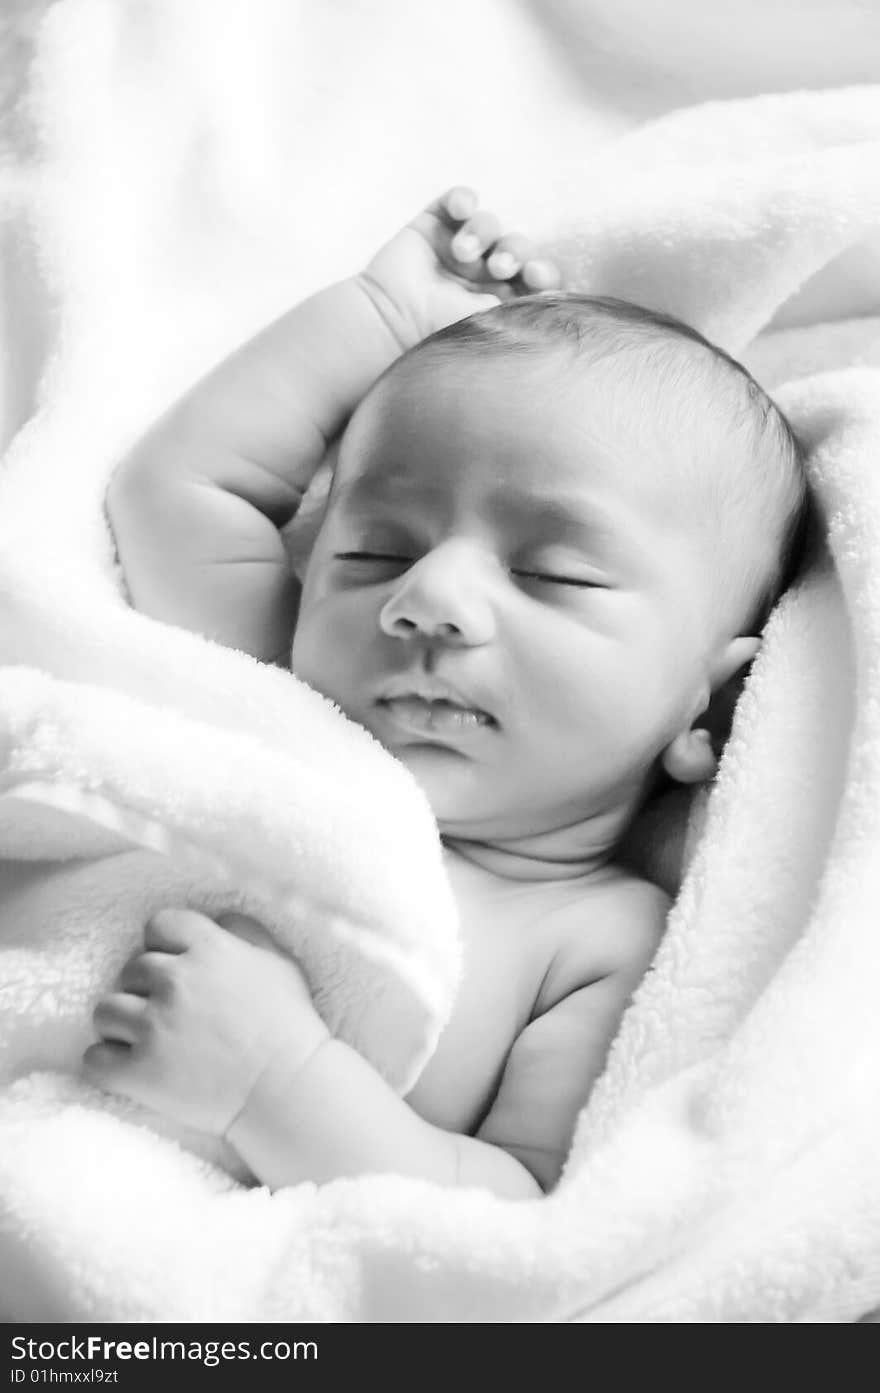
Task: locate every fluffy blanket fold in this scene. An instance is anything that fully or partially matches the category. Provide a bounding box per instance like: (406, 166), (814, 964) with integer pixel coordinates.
(1, 0), (880, 1322)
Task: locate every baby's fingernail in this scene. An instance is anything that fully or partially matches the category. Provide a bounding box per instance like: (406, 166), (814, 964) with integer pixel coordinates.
(452, 232), (481, 262)
(487, 251), (518, 278)
(446, 189), (477, 219)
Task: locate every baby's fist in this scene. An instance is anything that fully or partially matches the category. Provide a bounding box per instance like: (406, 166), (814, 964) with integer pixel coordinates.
(84, 909), (328, 1138)
(424, 186), (561, 294)
(358, 187), (562, 349)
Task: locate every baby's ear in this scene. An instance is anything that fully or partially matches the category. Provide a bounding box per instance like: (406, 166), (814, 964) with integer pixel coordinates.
(661, 727), (718, 785)
(661, 635), (762, 786)
(711, 635), (762, 690)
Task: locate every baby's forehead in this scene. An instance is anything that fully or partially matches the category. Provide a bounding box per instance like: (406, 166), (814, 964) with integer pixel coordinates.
(337, 344), (706, 517)
(375, 333), (727, 447)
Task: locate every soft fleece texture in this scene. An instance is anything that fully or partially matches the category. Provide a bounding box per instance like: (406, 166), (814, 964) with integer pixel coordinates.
(1, 0), (880, 1322)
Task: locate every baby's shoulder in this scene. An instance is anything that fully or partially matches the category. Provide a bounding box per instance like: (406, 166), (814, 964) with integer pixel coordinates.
(540, 870), (671, 1010)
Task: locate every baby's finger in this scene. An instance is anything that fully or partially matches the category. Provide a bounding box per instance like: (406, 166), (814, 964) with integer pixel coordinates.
(93, 993), (148, 1045)
(118, 950), (169, 996)
(451, 210), (503, 265)
(144, 907), (216, 954)
(440, 185), (479, 225)
(485, 233), (532, 282)
(82, 1039), (132, 1085)
(520, 257), (563, 292)
(418, 187), (479, 237)
(217, 910), (277, 953)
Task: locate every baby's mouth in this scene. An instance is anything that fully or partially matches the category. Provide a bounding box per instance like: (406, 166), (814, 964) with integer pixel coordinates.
(376, 694), (496, 735)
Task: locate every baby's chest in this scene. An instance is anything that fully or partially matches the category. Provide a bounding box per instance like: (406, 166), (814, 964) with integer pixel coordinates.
(404, 889), (572, 1136)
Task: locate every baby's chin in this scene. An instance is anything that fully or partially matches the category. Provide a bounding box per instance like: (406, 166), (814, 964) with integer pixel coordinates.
(392, 743), (491, 826)
(393, 743), (540, 844)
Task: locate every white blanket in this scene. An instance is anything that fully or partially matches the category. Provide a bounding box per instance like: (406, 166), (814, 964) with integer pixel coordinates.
(1, 0), (880, 1322)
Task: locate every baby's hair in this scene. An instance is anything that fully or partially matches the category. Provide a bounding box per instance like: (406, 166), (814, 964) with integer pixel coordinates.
(414, 294), (810, 635)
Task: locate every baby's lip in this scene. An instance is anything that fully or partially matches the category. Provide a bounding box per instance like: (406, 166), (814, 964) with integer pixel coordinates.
(376, 673), (497, 725)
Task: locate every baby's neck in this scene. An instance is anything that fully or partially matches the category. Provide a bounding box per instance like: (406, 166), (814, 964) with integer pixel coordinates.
(441, 814), (626, 885)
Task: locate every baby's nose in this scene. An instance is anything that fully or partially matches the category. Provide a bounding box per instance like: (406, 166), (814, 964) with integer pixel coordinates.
(379, 540), (496, 646)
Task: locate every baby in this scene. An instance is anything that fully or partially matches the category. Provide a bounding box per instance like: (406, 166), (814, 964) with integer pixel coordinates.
(87, 190), (807, 1199)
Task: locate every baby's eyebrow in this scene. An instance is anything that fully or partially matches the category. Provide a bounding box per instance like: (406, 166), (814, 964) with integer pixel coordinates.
(489, 488), (622, 550)
(332, 474), (410, 511)
(334, 475), (624, 553)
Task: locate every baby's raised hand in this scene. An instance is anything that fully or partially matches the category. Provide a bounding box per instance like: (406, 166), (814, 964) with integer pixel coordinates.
(359, 186), (562, 349)
(83, 910), (328, 1138)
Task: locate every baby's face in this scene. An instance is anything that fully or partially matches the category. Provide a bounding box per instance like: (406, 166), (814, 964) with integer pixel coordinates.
(292, 352), (715, 842)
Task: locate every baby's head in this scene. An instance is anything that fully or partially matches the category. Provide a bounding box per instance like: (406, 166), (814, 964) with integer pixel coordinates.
(292, 295), (807, 854)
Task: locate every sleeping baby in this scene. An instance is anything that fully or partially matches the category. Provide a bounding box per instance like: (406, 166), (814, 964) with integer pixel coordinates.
(89, 189), (807, 1198)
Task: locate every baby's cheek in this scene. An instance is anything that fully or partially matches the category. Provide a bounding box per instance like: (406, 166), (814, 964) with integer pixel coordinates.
(529, 633), (665, 753)
(290, 549), (338, 675)
(290, 594), (372, 717)
(290, 608), (336, 690)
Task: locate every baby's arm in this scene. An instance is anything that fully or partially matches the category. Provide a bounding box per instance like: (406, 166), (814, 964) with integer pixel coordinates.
(107, 190), (559, 664)
(84, 882), (667, 1197)
(107, 282), (401, 662)
(227, 878), (668, 1193)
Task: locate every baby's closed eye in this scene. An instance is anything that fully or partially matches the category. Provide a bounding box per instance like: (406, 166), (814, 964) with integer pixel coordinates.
(511, 568), (606, 589)
(334, 550), (413, 582)
(336, 550), (411, 562)
(510, 549), (612, 591)
(333, 549), (612, 594)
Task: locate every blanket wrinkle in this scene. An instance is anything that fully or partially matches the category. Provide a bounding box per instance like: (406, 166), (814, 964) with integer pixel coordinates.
(1, 0), (879, 1323)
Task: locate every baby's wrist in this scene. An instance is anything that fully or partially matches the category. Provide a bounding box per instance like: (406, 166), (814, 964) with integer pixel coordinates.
(224, 1015), (332, 1148)
(351, 269), (422, 356)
